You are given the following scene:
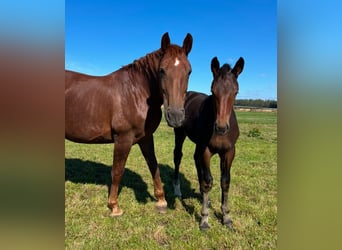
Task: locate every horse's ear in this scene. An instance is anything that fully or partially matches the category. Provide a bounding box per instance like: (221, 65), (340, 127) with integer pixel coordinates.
(161, 32), (171, 52)
(232, 57), (244, 78)
(182, 33), (193, 55)
(211, 57), (220, 78)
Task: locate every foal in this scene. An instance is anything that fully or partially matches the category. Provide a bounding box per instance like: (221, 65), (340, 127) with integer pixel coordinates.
(173, 56), (244, 229)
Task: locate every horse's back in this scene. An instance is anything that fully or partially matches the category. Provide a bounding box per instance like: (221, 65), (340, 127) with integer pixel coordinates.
(65, 70), (102, 89)
(185, 91), (207, 105)
(184, 91), (208, 117)
(65, 70), (119, 143)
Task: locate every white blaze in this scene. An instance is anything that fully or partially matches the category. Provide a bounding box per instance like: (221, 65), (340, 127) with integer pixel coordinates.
(174, 58), (180, 66)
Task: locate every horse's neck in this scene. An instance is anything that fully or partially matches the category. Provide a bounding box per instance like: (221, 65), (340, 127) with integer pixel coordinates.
(200, 96), (216, 124)
(132, 50), (163, 106)
(142, 50), (162, 80)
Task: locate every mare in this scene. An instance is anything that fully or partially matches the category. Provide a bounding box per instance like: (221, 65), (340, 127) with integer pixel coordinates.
(65, 32), (193, 216)
(173, 56), (244, 229)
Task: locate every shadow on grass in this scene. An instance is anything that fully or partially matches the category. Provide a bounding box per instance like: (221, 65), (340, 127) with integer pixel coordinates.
(65, 158), (154, 204)
(159, 164), (202, 222)
(65, 159), (201, 219)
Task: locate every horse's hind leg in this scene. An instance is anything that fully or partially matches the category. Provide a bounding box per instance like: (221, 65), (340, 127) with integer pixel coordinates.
(173, 128), (186, 197)
(219, 147), (235, 228)
(138, 135), (167, 213)
(108, 136), (133, 217)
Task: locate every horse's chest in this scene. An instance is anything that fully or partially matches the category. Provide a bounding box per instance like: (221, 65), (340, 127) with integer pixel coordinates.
(131, 105), (161, 136)
(208, 135), (232, 152)
(145, 107), (162, 133)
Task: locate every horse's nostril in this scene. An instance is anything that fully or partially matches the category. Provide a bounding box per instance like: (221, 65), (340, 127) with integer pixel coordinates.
(165, 107), (185, 127)
(165, 108), (170, 119)
(214, 122), (229, 135)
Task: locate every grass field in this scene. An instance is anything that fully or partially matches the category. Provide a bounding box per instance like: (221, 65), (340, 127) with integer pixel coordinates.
(65, 110), (277, 249)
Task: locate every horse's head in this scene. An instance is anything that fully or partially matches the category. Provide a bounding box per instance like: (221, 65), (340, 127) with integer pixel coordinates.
(158, 32), (193, 127)
(210, 56), (244, 135)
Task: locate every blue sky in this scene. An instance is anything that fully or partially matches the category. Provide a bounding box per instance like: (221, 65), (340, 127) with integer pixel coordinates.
(65, 0), (277, 100)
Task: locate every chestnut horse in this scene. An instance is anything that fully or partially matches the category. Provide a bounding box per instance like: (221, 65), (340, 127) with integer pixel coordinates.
(173, 56), (244, 229)
(65, 32), (193, 216)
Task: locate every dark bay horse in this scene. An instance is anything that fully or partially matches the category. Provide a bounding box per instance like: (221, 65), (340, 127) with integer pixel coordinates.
(65, 32), (193, 216)
(173, 56), (244, 229)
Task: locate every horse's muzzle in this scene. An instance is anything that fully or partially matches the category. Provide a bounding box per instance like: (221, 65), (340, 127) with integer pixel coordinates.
(214, 122), (230, 135)
(165, 107), (185, 128)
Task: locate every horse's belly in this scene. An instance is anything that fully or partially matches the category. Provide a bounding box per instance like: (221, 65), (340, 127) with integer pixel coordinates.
(65, 111), (114, 143)
(65, 126), (114, 144)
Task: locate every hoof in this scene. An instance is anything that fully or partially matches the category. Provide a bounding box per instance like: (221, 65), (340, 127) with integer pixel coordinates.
(109, 207), (123, 217)
(223, 219), (234, 230)
(156, 199), (167, 214)
(200, 221), (211, 231)
(156, 205), (167, 214)
(225, 223), (235, 231)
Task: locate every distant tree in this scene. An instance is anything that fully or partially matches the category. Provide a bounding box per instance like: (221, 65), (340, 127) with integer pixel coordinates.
(234, 99), (277, 108)
(268, 100), (277, 108)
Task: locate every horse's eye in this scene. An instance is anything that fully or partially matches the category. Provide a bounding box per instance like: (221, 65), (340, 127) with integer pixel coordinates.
(159, 68), (165, 77)
(188, 70), (192, 76)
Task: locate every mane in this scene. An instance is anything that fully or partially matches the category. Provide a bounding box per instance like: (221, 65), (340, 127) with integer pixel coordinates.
(121, 45), (186, 81)
(122, 50), (163, 80)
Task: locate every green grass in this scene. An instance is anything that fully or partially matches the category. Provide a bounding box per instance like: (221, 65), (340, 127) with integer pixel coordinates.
(65, 110), (277, 249)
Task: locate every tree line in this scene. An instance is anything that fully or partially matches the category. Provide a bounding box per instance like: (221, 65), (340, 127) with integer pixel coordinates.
(234, 99), (277, 108)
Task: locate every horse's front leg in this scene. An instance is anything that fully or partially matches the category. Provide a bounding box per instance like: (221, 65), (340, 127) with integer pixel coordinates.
(173, 127), (186, 198)
(220, 147), (235, 228)
(138, 135), (167, 213)
(108, 135), (133, 217)
(197, 146), (213, 230)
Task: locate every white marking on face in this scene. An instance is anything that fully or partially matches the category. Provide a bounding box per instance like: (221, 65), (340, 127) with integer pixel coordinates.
(174, 58), (180, 66)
